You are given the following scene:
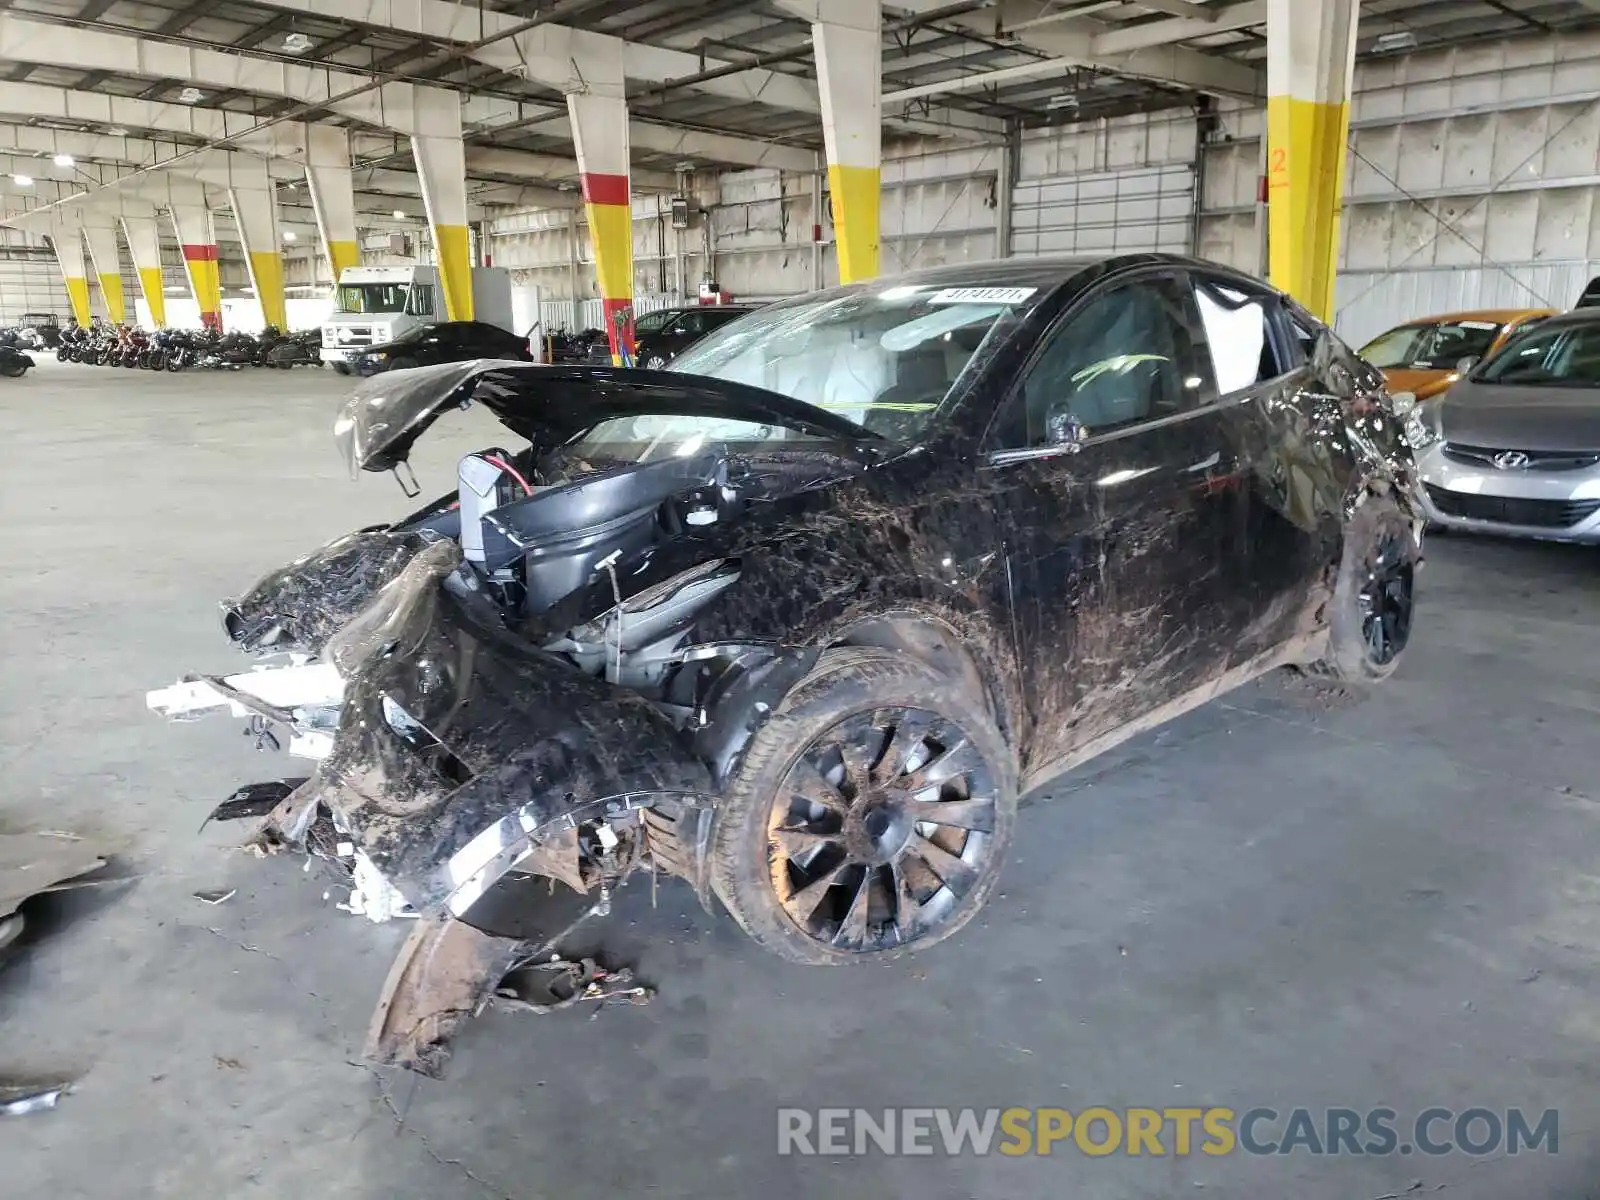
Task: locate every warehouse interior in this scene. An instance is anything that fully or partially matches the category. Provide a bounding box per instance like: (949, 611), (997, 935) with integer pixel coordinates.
(4, 1), (1600, 1197)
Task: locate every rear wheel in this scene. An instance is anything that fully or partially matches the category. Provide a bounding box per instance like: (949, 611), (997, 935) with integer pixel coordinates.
(1, 362), (27, 378)
(709, 647), (1015, 965)
(1315, 498), (1418, 683)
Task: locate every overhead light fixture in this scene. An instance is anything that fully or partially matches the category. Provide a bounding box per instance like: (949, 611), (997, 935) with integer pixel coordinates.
(164, 285), (187, 294)
(178, 87), (204, 104)
(1373, 30), (1418, 53)
(104, 126), (128, 137)
(11, 174), (32, 186)
(52, 153), (74, 168)
(1045, 93), (1080, 110)
(391, 209), (406, 220)
(282, 32), (313, 54)
(282, 230), (297, 241)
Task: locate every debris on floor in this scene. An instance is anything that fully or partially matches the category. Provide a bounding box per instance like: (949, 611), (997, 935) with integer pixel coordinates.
(192, 888), (236, 906)
(0, 830), (115, 951)
(495, 955), (654, 1016)
(0, 1079), (73, 1117)
(200, 779), (307, 829)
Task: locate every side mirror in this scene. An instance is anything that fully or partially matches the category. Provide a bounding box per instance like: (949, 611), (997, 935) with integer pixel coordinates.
(1044, 405), (1087, 453)
(1456, 355), (1480, 374)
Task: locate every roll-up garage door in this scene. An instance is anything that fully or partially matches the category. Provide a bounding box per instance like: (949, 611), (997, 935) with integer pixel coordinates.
(1010, 164), (1194, 258)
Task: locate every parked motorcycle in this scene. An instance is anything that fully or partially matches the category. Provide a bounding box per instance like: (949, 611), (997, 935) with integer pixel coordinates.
(263, 328), (321, 368)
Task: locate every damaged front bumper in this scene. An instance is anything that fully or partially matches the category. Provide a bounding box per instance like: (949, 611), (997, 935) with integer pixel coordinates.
(148, 535), (714, 1072)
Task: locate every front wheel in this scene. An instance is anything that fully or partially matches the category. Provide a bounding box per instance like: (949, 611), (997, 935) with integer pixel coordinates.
(643, 353), (669, 369)
(331, 362), (352, 376)
(1, 363), (27, 378)
(709, 647), (1016, 965)
(387, 355), (418, 371)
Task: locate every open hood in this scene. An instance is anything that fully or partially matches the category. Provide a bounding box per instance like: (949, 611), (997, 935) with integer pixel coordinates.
(333, 358), (882, 475)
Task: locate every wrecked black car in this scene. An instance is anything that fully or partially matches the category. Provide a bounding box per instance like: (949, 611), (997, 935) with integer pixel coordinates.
(149, 254), (1422, 1071)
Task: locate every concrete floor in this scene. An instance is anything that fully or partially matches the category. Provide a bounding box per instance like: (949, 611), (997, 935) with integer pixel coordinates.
(3, 359), (1600, 1198)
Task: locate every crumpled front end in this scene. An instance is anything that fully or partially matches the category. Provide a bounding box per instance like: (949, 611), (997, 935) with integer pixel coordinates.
(295, 538), (712, 915)
(150, 537), (714, 1073)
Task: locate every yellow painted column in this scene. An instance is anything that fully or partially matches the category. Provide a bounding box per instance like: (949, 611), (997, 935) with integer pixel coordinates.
(303, 125), (362, 288)
(121, 213), (168, 327)
(63, 276), (92, 326)
(409, 90), (474, 321)
(810, 5), (884, 284)
(227, 161), (289, 331)
(1266, 0), (1360, 322)
(169, 202), (224, 331)
(82, 223), (126, 324)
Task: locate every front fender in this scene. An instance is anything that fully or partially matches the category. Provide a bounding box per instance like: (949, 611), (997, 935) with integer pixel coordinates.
(297, 543), (712, 917)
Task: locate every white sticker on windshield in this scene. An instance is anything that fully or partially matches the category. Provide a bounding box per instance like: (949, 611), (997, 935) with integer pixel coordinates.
(1457, 321), (1499, 330)
(928, 286), (1037, 305)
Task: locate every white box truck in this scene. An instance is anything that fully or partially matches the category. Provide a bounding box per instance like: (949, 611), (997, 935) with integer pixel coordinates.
(320, 265), (514, 372)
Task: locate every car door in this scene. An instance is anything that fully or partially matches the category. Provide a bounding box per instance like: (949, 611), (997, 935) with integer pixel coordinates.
(661, 309), (707, 356)
(982, 270), (1245, 778)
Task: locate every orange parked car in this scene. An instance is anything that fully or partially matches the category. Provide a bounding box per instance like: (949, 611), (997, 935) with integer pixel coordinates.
(1358, 308), (1556, 401)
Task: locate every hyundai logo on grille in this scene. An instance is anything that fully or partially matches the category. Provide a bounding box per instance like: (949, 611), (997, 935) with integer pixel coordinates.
(1493, 451), (1532, 471)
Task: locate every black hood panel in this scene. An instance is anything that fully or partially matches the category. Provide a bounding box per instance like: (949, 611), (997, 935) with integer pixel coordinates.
(335, 359), (880, 473)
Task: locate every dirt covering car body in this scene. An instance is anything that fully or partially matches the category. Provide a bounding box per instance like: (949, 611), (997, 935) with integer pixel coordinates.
(148, 255), (1422, 1073)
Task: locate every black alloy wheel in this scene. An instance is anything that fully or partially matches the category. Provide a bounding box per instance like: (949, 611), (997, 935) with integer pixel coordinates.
(768, 707), (1001, 953)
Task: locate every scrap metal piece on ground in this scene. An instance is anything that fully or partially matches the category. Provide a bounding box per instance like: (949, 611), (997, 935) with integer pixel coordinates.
(193, 889), (236, 906)
(365, 912), (529, 1079)
(496, 956), (653, 1015)
(0, 1080), (73, 1116)
(201, 779), (308, 829)
(0, 832), (111, 926)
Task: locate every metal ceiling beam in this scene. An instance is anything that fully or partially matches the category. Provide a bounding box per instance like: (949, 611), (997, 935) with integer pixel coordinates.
(234, 0), (999, 138)
(899, 0), (1265, 95)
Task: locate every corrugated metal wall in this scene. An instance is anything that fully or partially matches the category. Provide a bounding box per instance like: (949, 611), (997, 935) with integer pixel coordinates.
(1199, 32), (1600, 342)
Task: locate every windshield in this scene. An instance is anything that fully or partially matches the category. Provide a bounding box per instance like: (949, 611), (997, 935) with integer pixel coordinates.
(1474, 321), (1600, 388)
(337, 283), (410, 315)
(666, 282), (1038, 440)
(1360, 320), (1503, 370)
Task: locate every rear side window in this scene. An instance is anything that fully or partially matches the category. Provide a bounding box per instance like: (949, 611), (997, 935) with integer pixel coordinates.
(1193, 278), (1291, 395)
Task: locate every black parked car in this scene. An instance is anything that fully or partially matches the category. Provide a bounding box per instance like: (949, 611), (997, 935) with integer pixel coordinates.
(633, 304), (755, 369)
(355, 320), (531, 375)
(0, 345), (35, 377)
(151, 255), (1420, 1074)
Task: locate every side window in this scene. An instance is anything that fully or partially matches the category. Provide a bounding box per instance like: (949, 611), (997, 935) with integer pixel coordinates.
(1286, 311), (1321, 366)
(991, 275), (1209, 450)
(1193, 278), (1293, 395)
(669, 311), (706, 336)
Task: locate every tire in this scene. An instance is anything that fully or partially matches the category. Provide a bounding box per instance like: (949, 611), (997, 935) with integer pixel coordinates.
(388, 355), (418, 372)
(709, 646), (1016, 966)
(331, 362), (352, 376)
(1315, 497), (1418, 684)
(643, 353), (668, 369)
(1, 363), (26, 378)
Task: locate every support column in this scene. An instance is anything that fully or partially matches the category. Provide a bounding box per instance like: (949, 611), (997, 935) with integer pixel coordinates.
(409, 89), (472, 321)
(779, 0), (883, 284)
(120, 211), (167, 328)
(568, 75), (634, 364)
(1266, 0), (1359, 322)
(227, 160), (287, 331)
(169, 202), (223, 332)
(303, 124), (361, 285)
(48, 218), (91, 327)
(81, 221), (126, 325)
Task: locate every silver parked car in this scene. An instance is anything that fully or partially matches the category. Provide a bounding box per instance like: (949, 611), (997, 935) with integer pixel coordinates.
(1407, 309), (1600, 542)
